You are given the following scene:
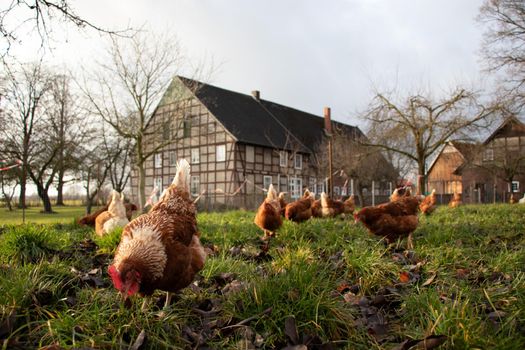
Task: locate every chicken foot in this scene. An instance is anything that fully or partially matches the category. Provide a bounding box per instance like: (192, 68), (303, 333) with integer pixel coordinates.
(407, 232), (414, 250)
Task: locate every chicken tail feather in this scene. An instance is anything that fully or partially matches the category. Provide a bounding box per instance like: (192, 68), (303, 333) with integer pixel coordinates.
(320, 192), (329, 208)
(173, 159), (191, 191)
(267, 184), (277, 201)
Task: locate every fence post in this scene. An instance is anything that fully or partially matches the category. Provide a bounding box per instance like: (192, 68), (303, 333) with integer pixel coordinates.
(372, 180), (375, 206)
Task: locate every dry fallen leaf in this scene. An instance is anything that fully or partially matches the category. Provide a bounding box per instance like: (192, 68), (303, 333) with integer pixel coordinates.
(285, 316), (300, 345)
(456, 268), (470, 279)
(130, 329), (146, 350)
(399, 271), (411, 283)
(421, 272), (437, 287)
(392, 334), (447, 350)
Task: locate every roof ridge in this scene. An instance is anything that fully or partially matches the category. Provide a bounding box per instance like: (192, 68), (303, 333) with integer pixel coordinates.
(254, 99), (311, 153)
(178, 75), (357, 128)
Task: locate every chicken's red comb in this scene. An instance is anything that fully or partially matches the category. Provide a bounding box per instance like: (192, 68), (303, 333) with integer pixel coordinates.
(108, 265), (122, 291)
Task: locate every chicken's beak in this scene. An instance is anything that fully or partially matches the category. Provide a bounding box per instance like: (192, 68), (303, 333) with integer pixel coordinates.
(120, 289), (133, 308)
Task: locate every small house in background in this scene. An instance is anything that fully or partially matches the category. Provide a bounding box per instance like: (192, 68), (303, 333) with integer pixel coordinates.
(426, 140), (476, 202)
(456, 116), (525, 203)
(130, 76), (396, 209)
(426, 116), (525, 204)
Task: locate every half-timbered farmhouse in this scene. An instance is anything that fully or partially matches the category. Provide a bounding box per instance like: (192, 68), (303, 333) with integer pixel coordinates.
(130, 76), (394, 209)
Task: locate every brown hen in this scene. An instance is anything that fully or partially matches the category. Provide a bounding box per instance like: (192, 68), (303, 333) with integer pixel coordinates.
(254, 184), (282, 239)
(284, 189), (315, 223)
(354, 196), (420, 249)
(108, 159), (206, 312)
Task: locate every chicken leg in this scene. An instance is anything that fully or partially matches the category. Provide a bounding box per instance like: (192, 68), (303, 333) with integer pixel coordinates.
(407, 232), (414, 250)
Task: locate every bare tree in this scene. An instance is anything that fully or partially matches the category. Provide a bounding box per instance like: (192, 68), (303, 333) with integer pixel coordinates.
(478, 0), (525, 110)
(81, 30), (209, 208)
(313, 127), (398, 202)
(78, 149), (111, 214)
(361, 88), (499, 194)
(47, 73), (88, 205)
(0, 159), (20, 211)
(0, 61), (53, 208)
(102, 128), (132, 193)
(0, 0), (131, 59)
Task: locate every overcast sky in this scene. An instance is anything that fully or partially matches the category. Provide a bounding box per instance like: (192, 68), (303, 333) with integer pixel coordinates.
(9, 0), (487, 126)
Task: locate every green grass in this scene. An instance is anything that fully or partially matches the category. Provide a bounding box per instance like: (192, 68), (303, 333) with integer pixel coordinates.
(1, 204), (525, 349)
(0, 206), (89, 225)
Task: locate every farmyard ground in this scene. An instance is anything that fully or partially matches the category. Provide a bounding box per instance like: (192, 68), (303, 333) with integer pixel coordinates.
(0, 204), (524, 349)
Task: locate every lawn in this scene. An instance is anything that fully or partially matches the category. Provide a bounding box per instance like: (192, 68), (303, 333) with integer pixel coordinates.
(0, 204), (524, 349)
(0, 206), (91, 225)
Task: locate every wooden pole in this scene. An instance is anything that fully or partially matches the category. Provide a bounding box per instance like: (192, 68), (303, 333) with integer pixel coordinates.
(372, 180), (375, 206)
(324, 107), (333, 198)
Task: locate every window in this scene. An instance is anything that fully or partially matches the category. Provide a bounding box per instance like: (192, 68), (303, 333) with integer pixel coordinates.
(263, 176), (272, 190)
(318, 181), (325, 194)
(512, 181), (519, 193)
(279, 150), (288, 167)
(309, 177), (317, 194)
(483, 148), (494, 161)
(289, 177), (303, 199)
(341, 187), (347, 196)
(191, 148), (200, 164)
(216, 145), (226, 162)
(183, 119), (191, 138)
(190, 176), (200, 196)
(169, 151), (177, 166)
(294, 154), (302, 169)
(334, 186), (340, 196)
(154, 153), (162, 168)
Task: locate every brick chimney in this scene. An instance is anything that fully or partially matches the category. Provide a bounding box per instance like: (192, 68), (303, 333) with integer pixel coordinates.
(323, 106), (332, 133)
(251, 90), (260, 101)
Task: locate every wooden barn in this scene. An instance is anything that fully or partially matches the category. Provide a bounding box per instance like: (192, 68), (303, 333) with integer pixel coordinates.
(426, 116), (525, 204)
(456, 116), (525, 203)
(129, 76), (395, 209)
(426, 140), (476, 198)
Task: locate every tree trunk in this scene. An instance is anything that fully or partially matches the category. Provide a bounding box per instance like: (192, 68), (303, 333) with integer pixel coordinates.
(56, 169), (65, 206)
(36, 184), (54, 213)
(417, 160), (426, 195)
(137, 163), (146, 210)
(18, 167), (27, 209)
(1, 188), (13, 211)
(41, 191), (53, 213)
(5, 198), (13, 211)
(86, 195), (94, 214)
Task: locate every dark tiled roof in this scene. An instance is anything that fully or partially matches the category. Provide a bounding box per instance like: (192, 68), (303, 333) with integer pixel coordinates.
(178, 77), (363, 153)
